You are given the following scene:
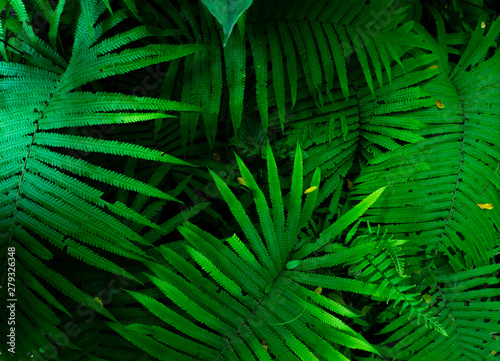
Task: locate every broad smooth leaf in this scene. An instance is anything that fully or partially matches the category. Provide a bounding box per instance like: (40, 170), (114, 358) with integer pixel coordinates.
(201, 0), (253, 46)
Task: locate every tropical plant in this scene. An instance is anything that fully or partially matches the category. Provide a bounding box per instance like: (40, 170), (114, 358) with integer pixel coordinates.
(0, 0), (499, 360)
(107, 143), (393, 360)
(0, 0), (208, 357)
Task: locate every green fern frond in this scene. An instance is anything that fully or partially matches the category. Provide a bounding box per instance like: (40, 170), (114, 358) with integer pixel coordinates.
(377, 264), (500, 360)
(110, 143), (394, 360)
(0, 0), (208, 356)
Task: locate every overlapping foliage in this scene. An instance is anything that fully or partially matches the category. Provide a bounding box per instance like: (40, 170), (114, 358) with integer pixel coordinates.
(0, 0), (499, 360)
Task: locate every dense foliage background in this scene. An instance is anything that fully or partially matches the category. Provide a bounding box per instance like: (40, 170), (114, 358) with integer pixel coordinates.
(0, 0), (499, 360)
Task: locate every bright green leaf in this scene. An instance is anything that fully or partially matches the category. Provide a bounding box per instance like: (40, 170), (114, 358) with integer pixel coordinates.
(286, 260), (302, 269)
(201, 0), (253, 47)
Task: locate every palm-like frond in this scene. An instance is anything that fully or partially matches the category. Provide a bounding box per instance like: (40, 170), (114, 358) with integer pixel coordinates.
(348, 11), (500, 361)
(1, 0), (499, 359)
(353, 13), (500, 270)
(0, 0), (206, 355)
(376, 264), (500, 360)
(107, 143), (393, 360)
(154, 0), (431, 149)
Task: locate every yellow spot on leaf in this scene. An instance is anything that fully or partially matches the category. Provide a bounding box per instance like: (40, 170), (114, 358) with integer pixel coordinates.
(413, 269), (422, 274)
(314, 287), (322, 295)
(422, 294), (433, 303)
(427, 64), (439, 69)
(237, 177), (246, 186)
(362, 306), (370, 316)
(304, 186), (318, 194)
(435, 100), (445, 109)
(347, 179), (353, 189)
(448, 313), (456, 324)
(481, 21), (486, 28)
(477, 203), (493, 209)
(213, 153), (221, 162)
(262, 340), (268, 352)
(93, 297), (103, 307)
